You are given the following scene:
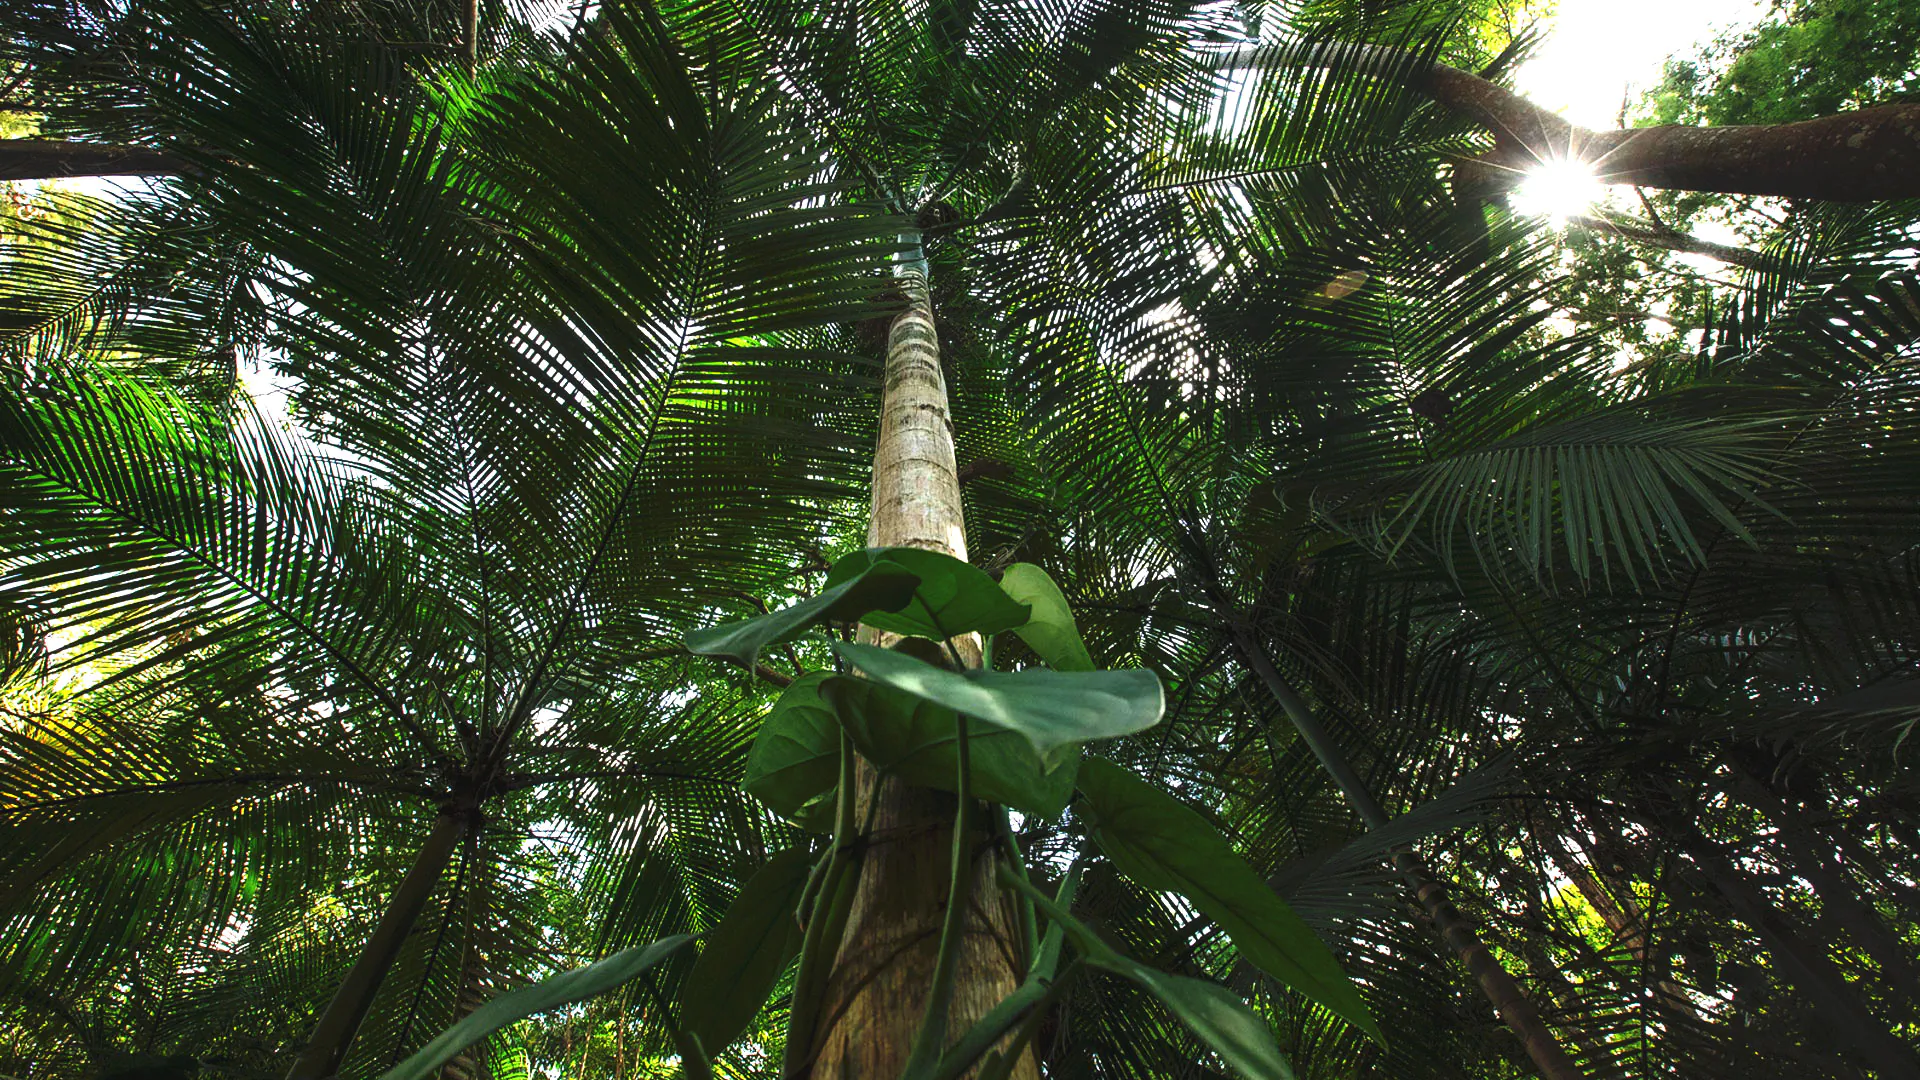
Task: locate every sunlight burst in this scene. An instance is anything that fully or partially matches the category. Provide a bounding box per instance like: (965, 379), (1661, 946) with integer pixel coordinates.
(1510, 157), (1606, 224)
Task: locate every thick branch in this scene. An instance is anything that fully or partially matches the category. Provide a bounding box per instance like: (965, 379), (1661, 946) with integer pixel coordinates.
(0, 139), (193, 181)
(1208, 43), (1920, 202)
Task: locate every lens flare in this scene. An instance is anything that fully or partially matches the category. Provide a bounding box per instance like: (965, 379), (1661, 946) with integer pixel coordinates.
(1510, 157), (1605, 224)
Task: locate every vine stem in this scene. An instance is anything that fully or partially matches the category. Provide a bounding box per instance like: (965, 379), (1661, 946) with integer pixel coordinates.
(996, 809), (1037, 969)
(901, 713), (974, 1078)
(974, 959), (1083, 1080)
(782, 730), (863, 1076)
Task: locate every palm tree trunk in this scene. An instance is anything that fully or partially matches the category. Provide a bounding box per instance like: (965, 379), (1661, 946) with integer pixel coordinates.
(287, 807), (469, 1080)
(1643, 785), (1920, 1079)
(1231, 627), (1585, 1080)
(1724, 763), (1920, 995)
(802, 268), (1034, 1079)
(1543, 827), (1692, 1018)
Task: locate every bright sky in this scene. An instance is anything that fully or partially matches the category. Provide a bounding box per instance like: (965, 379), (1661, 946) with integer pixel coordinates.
(1505, 0), (1772, 234)
(1513, 0), (1769, 129)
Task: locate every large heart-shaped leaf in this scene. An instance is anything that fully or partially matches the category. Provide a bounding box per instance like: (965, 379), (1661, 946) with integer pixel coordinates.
(686, 562), (919, 667)
(743, 673), (839, 829)
(679, 847), (813, 1056)
(998, 562), (1095, 672)
(1077, 758), (1380, 1042)
(825, 547), (1029, 639)
(824, 674), (1077, 818)
(832, 641), (1163, 764)
(1007, 871), (1295, 1080)
(377, 935), (695, 1080)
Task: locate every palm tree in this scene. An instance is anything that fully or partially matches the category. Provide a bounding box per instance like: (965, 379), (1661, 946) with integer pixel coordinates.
(984, 155), (1920, 1076)
(4, 4), (901, 1077)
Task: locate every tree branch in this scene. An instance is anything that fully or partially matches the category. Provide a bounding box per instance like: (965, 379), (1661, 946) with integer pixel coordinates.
(0, 139), (194, 181)
(1566, 211), (1768, 269)
(1207, 42), (1920, 202)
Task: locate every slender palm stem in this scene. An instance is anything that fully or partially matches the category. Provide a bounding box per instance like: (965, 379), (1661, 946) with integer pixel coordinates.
(1231, 625), (1585, 1080)
(286, 807), (469, 1080)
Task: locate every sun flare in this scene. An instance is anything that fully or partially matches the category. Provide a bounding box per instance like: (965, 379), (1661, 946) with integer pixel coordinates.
(1510, 157), (1607, 224)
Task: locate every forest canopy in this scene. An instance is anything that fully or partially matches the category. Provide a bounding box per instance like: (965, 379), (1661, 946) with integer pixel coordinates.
(2, 1), (1917, 1079)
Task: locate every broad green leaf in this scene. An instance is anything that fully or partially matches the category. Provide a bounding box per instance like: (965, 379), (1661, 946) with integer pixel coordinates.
(832, 641), (1163, 764)
(377, 935), (695, 1080)
(823, 674), (1077, 818)
(686, 562), (919, 667)
(1117, 967), (1300, 1080)
(743, 673), (839, 829)
(679, 847), (813, 1055)
(1077, 758), (1380, 1042)
(998, 563), (1095, 671)
(1006, 871), (1294, 1080)
(825, 547), (1029, 639)
(674, 1032), (712, 1080)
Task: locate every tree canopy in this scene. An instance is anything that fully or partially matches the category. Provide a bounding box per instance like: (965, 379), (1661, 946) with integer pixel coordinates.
(2, 1), (1918, 1079)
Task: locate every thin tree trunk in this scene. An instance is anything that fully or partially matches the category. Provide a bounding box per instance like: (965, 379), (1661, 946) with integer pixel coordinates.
(1488, 855), (1616, 1073)
(464, 0), (479, 73)
(287, 807), (469, 1080)
(1645, 786), (1920, 1080)
(1544, 830), (1692, 1018)
(1724, 764), (1920, 995)
(802, 269), (1034, 1079)
(1231, 627), (1586, 1080)
(1565, 213), (1765, 270)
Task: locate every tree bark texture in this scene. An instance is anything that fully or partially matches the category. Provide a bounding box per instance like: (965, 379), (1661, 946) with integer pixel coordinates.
(1231, 627), (1586, 1080)
(287, 806), (469, 1080)
(802, 271), (1035, 1080)
(1209, 43), (1920, 202)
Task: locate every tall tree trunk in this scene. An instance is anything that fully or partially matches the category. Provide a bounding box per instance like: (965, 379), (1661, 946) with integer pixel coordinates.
(1231, 627), (1586, 1080)
(287, 807), (469, 1080)
(802, 269), (1035, 1079)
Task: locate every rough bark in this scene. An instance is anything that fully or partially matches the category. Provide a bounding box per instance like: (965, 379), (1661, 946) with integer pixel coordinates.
(0, 139), (193, 181)
(1230, 627), (1586, 1080)
(802, 270), (1035, 1080)
(1209, 42), (1920, 202)
(287, 806), (469, 1080)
